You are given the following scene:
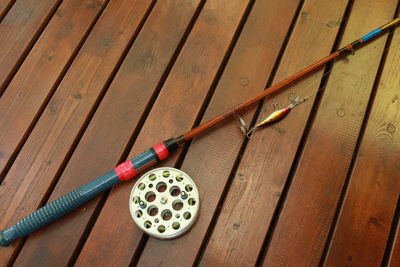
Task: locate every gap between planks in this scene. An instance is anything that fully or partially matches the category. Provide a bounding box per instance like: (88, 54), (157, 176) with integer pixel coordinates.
(383, 195), (400, 266)
(0, 0), (16, 23)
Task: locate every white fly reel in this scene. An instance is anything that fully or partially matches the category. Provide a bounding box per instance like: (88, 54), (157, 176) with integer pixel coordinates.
(129, 167), (199, 239)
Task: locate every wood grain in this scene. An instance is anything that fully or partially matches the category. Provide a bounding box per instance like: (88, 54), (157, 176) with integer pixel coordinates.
(75, 0), (253, 266)
(325, 22), (400, 267)
(0, 0), (104, 176)
(262, 0), (398, 266)
(0, 0), (153, 265)
(0, 0), (61, 95)
(197, 0), (349, 265)
(13, 1), (202, 266)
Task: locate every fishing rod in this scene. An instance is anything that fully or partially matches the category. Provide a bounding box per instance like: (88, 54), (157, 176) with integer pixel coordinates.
(1, 18), (399, 247)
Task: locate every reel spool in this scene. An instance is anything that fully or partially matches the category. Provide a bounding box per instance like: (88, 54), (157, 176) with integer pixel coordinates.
(129, 167), (199, 239)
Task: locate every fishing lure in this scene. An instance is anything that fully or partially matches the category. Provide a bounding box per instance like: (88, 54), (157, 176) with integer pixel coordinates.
(236, 96), (309, 138)
(247, 96), (308, 137)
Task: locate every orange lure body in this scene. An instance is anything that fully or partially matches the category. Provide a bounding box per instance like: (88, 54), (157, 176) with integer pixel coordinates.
(256, 106), (292, 128)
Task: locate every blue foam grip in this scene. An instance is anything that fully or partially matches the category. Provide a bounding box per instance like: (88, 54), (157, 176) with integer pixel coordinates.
(132, 149), (157, 169)
(0, 146), (162, 247)
(0, 170), (120, 247)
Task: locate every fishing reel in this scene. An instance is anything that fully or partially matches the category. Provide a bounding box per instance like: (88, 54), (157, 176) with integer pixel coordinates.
(129, 167), (199, 239)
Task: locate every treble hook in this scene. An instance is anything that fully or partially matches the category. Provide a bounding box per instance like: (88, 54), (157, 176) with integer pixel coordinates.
(234, 112), (249, 135)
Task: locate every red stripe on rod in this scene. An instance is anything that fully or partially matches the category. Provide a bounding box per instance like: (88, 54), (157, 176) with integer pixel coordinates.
(153, 142), (169, 160)
(115, 160), (137, 181)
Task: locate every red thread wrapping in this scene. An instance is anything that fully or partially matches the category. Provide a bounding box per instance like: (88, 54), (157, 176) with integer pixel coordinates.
(153, 142), (169, 160)
(115, 160), (136, 181)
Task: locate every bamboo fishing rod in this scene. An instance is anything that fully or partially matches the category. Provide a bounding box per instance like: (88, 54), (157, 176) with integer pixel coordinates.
(1, 18), (399, 247)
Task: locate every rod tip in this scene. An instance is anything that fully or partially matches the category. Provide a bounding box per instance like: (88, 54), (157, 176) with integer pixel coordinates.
(381, 17), (400, 31)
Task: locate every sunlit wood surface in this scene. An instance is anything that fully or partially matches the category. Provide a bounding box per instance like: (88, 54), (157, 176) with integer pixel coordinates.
(0, 0), (399, 266)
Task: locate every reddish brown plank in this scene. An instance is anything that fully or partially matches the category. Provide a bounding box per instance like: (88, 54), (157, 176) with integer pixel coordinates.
(0, 0), (14, 21)
(0, 0), (62, 94)
(197, 0), (350, 265)
(390, 222), (400, 267)
(0, 0), (105, 175)
(75, 1), (253, 265)
(13, 1), (201, 265)
(261, 1), (398, 266)
(325, 24), (400, 266)
(0, 0), (153, 265)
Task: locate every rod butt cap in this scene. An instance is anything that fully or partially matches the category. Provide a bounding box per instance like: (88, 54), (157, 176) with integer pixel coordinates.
(0, 231), (11, 247)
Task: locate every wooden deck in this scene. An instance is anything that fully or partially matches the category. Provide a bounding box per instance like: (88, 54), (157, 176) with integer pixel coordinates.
(0, 0), (399, 266)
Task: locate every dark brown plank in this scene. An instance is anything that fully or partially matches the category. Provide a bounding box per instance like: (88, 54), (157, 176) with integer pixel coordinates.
(261, 1), (398, 266)
(0, 0), (104, 175)
(0, 0), (61, 95)
(75, 1), (253, 265)
(325, 23), (400, 266)
(13, 1), (201, 266)
(198, 0), (350, 265)
(0, 0), (153, 265)
(390, 222), (400, 267)
(0, 0), (14, 21)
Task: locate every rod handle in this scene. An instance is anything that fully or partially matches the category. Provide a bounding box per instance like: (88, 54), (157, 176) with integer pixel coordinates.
(0, 139), (178, 247)
(0, 170), (120, 247)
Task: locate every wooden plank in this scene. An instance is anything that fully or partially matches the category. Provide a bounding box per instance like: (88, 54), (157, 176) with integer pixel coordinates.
(325, 24), (400, 267)
(75, 1), (253, 266)
(13, 1), (201, 266)
(390, 222), (400, 267)
(0, 0), (62, 95)
(261, 1), (398, 266)
(0, 0), (105, 175)
(0, 0), (153, 265)
(137, 0), (303, 266)
(0, 0), (14, 21)
(197, 0), (349, 265)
